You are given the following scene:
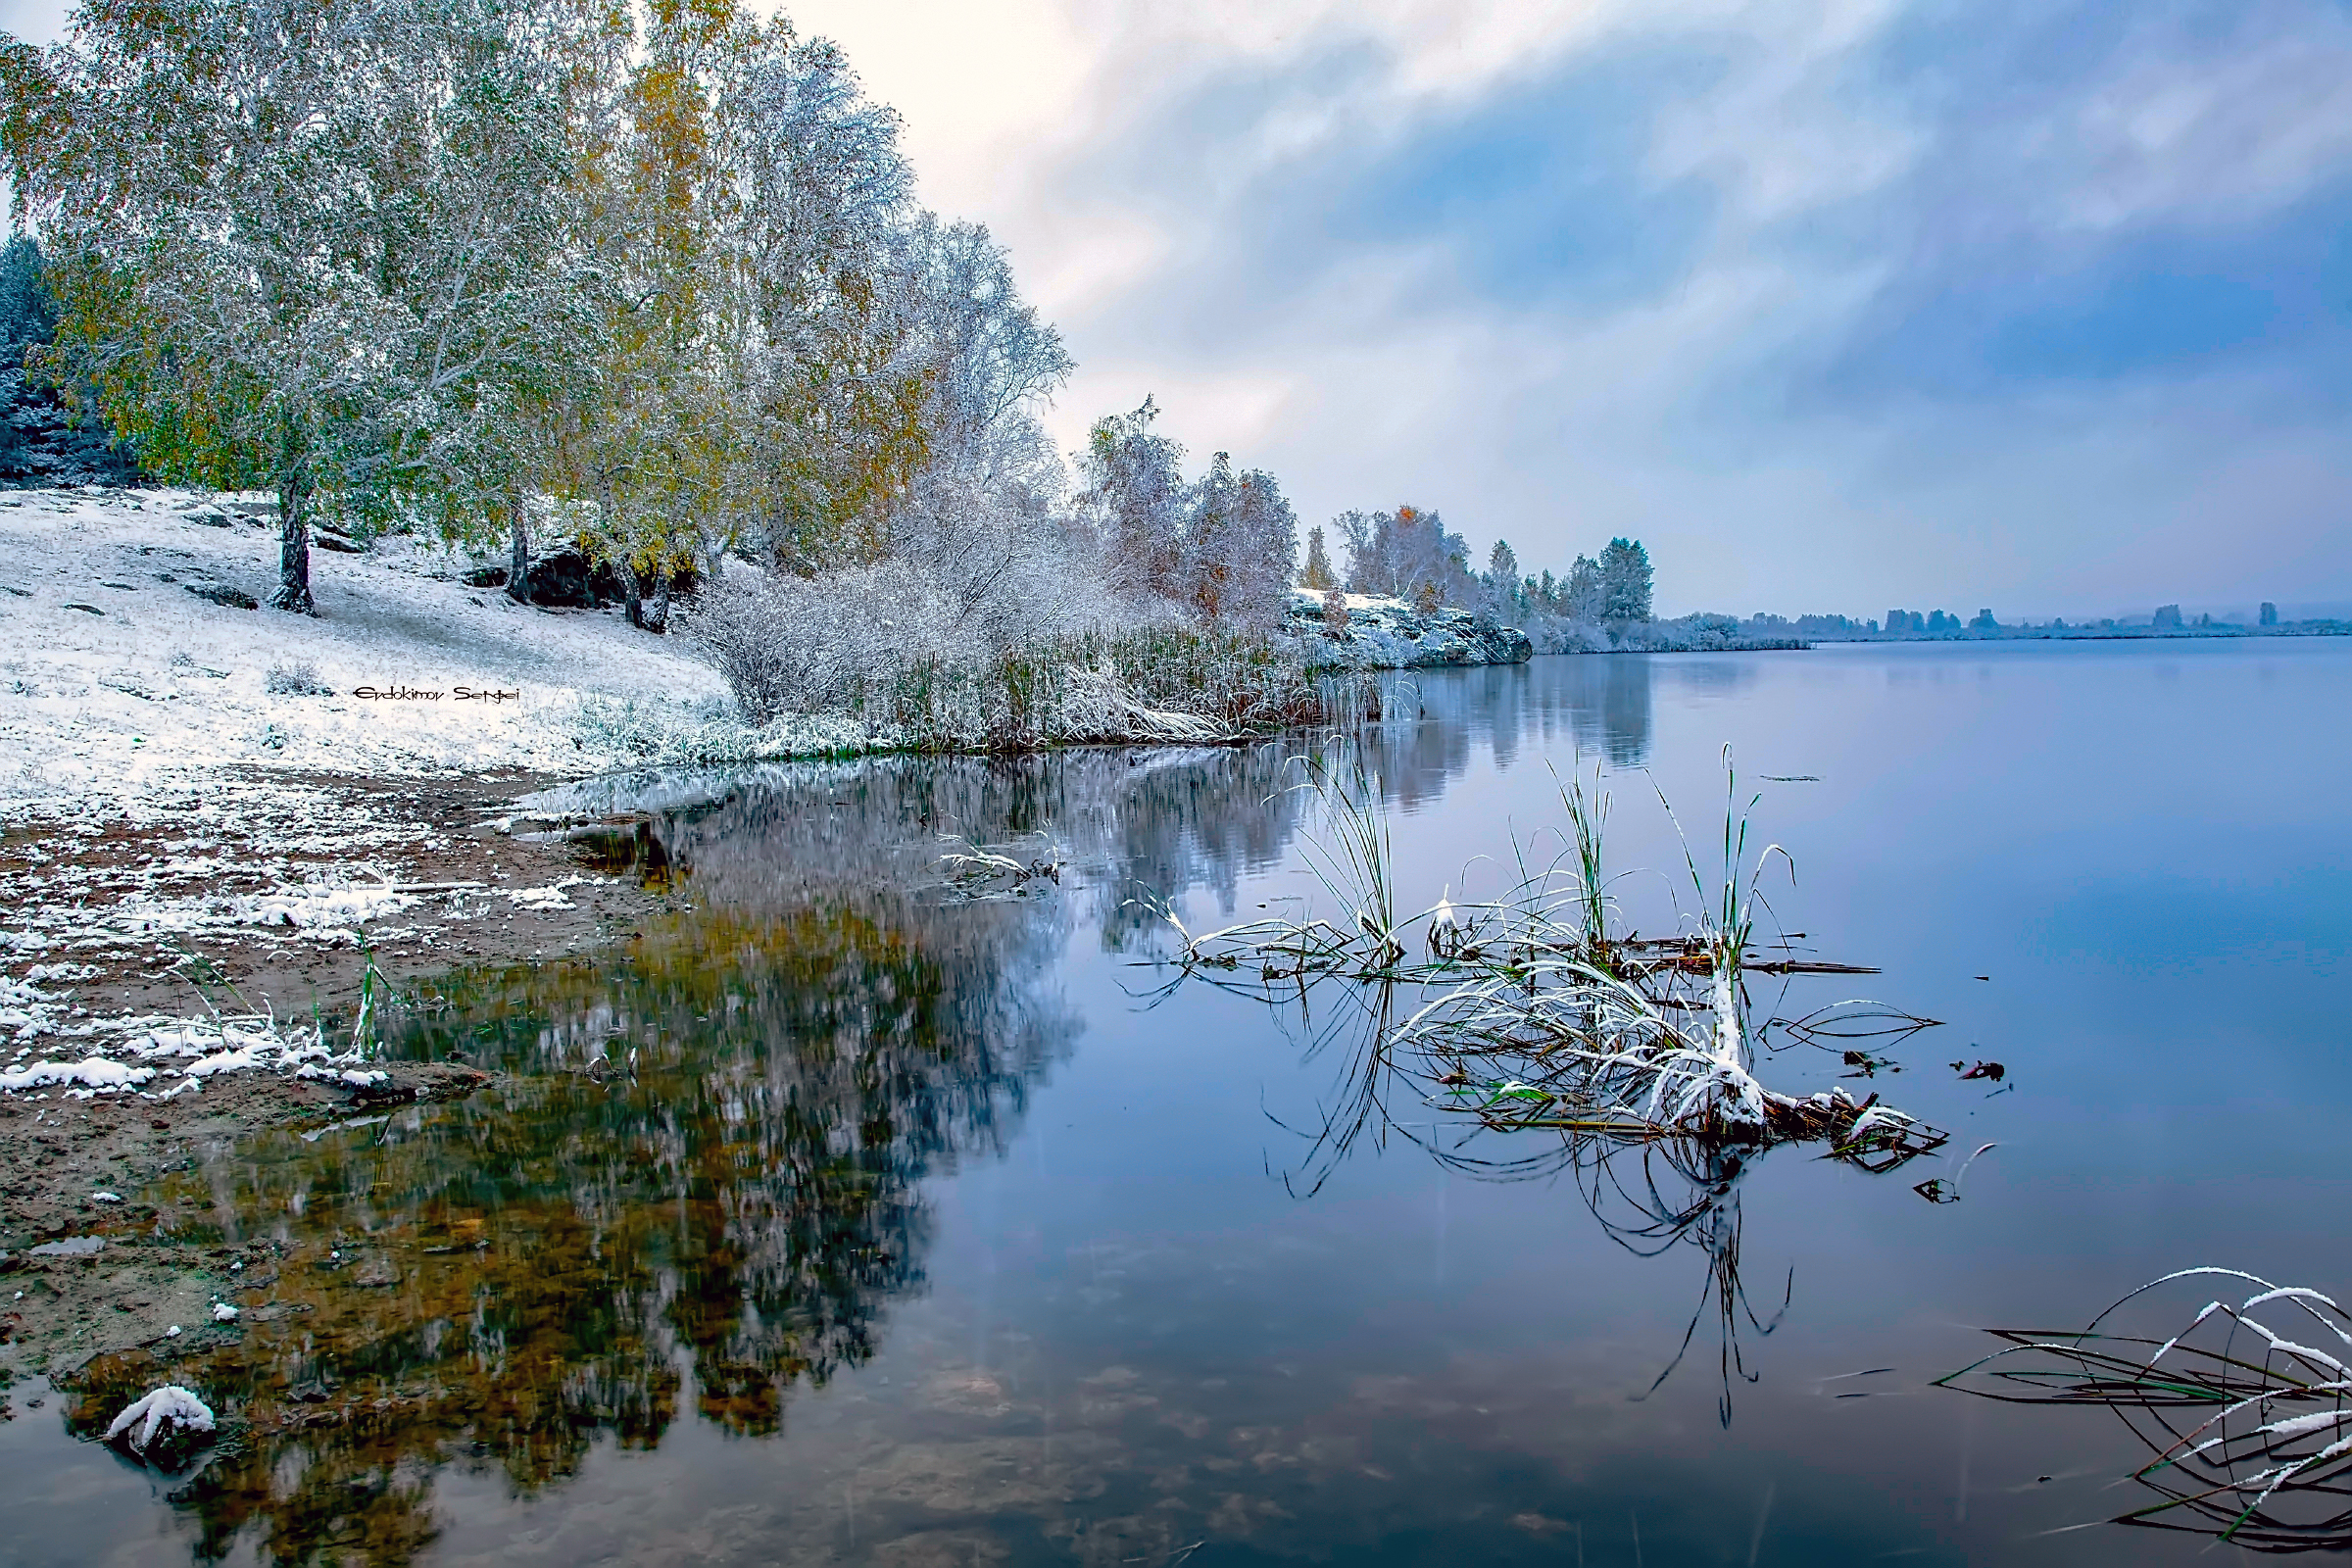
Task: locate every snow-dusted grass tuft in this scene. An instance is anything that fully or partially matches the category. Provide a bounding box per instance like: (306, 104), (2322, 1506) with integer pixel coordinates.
(568, 693), (873, 766)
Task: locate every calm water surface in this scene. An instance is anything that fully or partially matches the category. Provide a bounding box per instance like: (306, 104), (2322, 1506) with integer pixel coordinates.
(7, 640), (2349, 1565)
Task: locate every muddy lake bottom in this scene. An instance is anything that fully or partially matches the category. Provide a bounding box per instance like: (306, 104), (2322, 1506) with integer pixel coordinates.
(4, 640), (2349, 1566)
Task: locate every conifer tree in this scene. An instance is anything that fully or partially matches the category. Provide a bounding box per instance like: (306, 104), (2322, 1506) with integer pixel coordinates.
(1598, 537), (1653, 625)
(1483, 538), (1520, 620)
(1299, 524), (1336, 590)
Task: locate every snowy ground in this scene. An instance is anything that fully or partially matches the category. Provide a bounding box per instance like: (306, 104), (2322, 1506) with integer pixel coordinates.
(0, 489), (731, 1371)
(0, 485), (729, 808)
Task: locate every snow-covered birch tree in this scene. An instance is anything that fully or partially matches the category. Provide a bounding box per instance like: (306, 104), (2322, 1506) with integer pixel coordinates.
(545, 0), (763, 622)
(1338, 504), (1475, 608)
(1079, 396), (1188, 605)
(737, 33), (926, 574)
(871, 216), (1076, 637)
(0, 0), (599, 612)
(1184, 453), (1298, 627)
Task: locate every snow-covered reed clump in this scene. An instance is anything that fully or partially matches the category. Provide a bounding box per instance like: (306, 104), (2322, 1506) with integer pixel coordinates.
(1158, 748), (1944, 1164)
(105, 1386), (217, 1466)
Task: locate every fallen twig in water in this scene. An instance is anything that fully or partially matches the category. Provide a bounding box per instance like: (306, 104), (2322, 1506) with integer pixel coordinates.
(937, 832), (1066, 901)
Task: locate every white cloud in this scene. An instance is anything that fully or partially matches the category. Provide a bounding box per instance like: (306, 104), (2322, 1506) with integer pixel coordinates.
(2058, 21), (2352, 231)
(919, 0), (2352, 613)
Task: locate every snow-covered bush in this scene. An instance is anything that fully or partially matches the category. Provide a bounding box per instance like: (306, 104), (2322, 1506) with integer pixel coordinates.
(866, 626), (1347, 752)
(687, 561), (1354, 751)
(265, 660), (334, 696)
(1641, 612), (1749, 652)
(688, 560), (975, 724)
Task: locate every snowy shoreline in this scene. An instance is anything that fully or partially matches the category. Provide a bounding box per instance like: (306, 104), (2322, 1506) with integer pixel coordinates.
(0, 487), (727, 1160)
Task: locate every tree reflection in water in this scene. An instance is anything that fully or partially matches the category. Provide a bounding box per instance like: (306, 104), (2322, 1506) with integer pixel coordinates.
(65, 745), (1338, 1565)
(71, 892), (1073, 1565)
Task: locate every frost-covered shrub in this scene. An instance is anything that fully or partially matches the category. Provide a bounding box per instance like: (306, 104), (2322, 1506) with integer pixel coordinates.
(882, 427), (1124, 651)
(687, 560), (975, 723)
(1642, 612), (1747, 652)
(265, 660), (333, 696)
(1521, 612), (1614, 655)
(568, 692), (871, 765)
(688, 563), (1357, 750)
(686, 486), (1357, 750)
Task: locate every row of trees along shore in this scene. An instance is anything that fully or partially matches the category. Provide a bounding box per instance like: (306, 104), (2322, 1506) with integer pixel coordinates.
(3, 0), (1093, 624)
(1299, 509), (1657, 651)
(0, 6), (1312, 637)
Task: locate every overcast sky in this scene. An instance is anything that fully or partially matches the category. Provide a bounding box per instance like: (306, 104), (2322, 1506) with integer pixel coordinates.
(7, 0), (2348, 617)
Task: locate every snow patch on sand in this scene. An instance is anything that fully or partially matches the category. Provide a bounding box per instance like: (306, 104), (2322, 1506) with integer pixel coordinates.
(2, 1010), (380, 1101)
(0, 1055), (156, 1091)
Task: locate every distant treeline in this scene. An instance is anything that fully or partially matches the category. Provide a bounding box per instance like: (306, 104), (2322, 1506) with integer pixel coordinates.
(1736, 603), (2349, 641)
(1295, 510), (1674, 653)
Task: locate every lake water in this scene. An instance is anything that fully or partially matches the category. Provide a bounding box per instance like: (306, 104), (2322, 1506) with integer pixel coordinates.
(7, 639), (2350, 1565)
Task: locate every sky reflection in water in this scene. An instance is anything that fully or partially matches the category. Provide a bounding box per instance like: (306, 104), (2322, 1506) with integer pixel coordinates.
(7, 641), (2350, 1566)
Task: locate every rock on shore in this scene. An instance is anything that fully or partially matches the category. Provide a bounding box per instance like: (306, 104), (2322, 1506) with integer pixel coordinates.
(1277, 590), (1535, 669)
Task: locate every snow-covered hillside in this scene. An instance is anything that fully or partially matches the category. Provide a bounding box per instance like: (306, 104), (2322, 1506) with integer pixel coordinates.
(0, 487), (726, 808)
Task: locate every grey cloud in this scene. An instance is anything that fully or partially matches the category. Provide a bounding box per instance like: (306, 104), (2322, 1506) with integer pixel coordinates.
(1034, 0), (2352, 613)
